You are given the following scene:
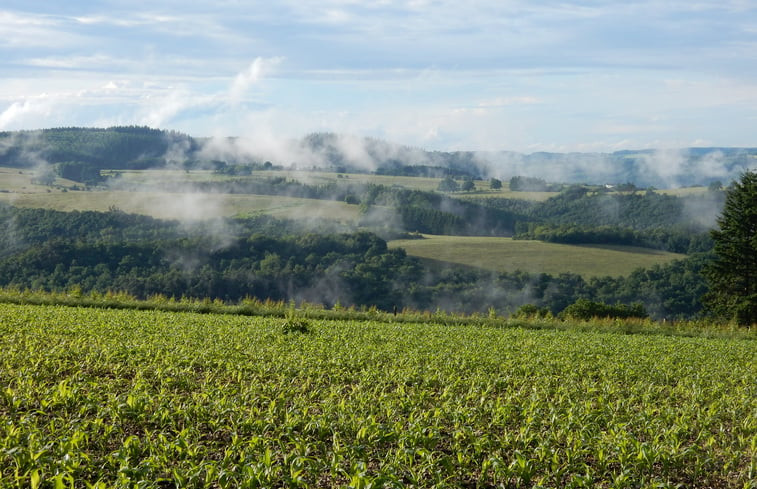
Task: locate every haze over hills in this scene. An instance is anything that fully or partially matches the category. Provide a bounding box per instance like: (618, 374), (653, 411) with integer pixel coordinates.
(1, 126), (754, 188)
(0, 125), (736, 319)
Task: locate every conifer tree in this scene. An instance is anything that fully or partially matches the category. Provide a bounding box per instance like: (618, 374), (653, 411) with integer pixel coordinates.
(705, 170), (757, 325)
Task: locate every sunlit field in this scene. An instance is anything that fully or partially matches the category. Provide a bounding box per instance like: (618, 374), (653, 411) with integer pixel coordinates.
(389, 235), (686, 277)
(0, 187), (360, 223)
(109, 169), (560, 200)
(0, 303), (754, 488)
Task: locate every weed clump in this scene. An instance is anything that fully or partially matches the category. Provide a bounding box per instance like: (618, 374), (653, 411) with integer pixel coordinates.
(281, 308), (310, 334)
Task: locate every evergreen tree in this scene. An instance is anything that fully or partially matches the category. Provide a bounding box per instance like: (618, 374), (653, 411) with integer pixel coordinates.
(704, 170), (757, 325)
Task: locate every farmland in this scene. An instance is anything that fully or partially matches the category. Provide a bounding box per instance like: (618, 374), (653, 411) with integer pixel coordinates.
(0, 303), (754, 488)
(388, 235), (686, 277)
(0, 188), (360, 223)
(108, 169), (559, 201)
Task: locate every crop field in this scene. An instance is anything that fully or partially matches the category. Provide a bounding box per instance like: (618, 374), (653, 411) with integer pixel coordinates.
(0, 303), (754, 488)
(388, 235), (686, 278)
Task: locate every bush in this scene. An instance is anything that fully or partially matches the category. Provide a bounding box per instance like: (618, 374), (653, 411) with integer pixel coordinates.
(281, 309), (311, 334)
(561, 298), (647, 320)
(513, 304), (551, 319)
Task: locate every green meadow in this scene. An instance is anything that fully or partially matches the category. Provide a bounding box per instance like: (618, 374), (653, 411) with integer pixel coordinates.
(0, 188), (359, 223)
(388, 235), (686, 277)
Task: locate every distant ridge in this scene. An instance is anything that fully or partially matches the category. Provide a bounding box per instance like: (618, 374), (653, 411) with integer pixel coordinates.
(1, 126), (754, 188)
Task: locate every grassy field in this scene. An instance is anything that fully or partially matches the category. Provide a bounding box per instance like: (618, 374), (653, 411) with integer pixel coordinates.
(3, 166), (708, 202)
(0, 166), (553, 220)
(0, 167), (79, 192)
(0, 187), (360, 223)
(105, 168), (561, 201)
(657, 186), (711, 197)
(0, 302), (754, 488)
(109, 169), (451, 193)
(389, 235), (686, 277)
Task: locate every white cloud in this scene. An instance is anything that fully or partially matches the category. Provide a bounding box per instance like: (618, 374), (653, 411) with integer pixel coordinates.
(26, 54), (118, 70)
(477, 96), (541, 108)
(229, 57), (283, 103)
(0, 11), (81, 48)
(0, 96), (54, 130)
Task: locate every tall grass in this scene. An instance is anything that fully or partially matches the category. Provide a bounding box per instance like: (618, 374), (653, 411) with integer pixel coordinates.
(0, 286), (751, 340)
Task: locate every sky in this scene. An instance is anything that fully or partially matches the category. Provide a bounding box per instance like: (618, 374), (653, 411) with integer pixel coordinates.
(1, 0), (757, 153)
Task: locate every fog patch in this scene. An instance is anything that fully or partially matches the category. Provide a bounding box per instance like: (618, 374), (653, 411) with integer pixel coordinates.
(164, 247), (207, 275)
(0, 212), (23, 256)
(292, 263), (351, 307)
(163, 135), (194, 169)
(357, 205), (402, 231)
(597, 193), (620, 222)
(681, 192), (724, 230)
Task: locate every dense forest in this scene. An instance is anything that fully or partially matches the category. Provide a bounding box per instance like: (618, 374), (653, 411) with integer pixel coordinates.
(0, 127), (197, 171)
(0, 204), (710, 319)
(469, 188), (721, 252)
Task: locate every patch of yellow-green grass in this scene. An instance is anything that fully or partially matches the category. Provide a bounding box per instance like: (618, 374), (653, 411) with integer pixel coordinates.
(455, 188), (557, 201)
(657, 186), (709, 197)
(0, 188), (360, 222)
(278, 171), (446, 191)
(0, 167), (79, 193)
(109, 168), (449, 192)
(0, 167), (39, 192)
(389, 235), (686, 277)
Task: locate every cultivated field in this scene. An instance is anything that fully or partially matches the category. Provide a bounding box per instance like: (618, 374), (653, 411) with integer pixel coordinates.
(0, 303), (754, 488)
(388, 235), (686, 277)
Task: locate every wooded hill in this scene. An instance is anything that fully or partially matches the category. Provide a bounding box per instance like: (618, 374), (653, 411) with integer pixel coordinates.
(0, 204), (711, 319)
(2, 126), (755, 187)
(0, 126), (747, 320)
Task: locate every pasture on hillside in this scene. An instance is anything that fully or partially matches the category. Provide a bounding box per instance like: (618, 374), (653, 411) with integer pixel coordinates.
(1, 166), (560, 203)
(108, 169), (562, 200)
(0, 187), (360, 223)
(388, 235), (686, 278)
(0, 303), (754, 488)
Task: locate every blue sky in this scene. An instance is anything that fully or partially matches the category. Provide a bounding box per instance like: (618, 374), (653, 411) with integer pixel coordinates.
(1, 0), (757, 152)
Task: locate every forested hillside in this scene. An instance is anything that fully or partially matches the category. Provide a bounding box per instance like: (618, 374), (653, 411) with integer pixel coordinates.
(0, 127), (197, 171)
(108, 169), (722, 244)
(0, 204), (710, 319)
(502, 188), (721, 253)
(0, 126), (747, 320)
